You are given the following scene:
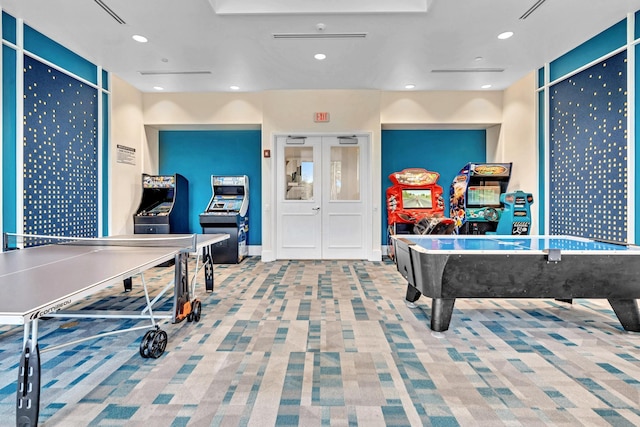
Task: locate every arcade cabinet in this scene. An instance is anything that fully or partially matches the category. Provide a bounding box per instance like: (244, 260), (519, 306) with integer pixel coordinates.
(134, 173), (189, 234)
(450, 163), (512, 235)
(126, 173), (188, 289)
(386, 168), (454, 260)
(490, 190), (534, 235)
(199, 175), (249, 264)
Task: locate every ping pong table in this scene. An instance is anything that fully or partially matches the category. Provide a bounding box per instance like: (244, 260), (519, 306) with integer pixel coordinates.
(392, 234), (640, 333)
(0, 232), (229, 427)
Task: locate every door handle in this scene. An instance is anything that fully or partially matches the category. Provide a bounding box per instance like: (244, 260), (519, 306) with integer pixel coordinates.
(312, 206), (321, 214)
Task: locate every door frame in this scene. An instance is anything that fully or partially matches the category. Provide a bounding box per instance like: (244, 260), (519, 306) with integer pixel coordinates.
(270, 132), (374, 261)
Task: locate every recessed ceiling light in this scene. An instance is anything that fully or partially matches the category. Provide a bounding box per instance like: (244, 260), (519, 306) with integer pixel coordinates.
(497, 31), (514, 40)
(481, 84), (492, 89)
(132, 34), (148, 43)
(314, 53), (327, 60)
(474, 56), (484, 62)
(230, 85), (240, 90)
(405, 84), (416, 89)
(153, 86), (164, 91)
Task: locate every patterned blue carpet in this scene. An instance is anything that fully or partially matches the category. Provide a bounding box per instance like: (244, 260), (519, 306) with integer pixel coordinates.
(1, 257), (639, 426)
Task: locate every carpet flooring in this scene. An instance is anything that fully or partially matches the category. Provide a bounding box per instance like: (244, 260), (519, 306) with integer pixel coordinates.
(1, 257), (639, 426)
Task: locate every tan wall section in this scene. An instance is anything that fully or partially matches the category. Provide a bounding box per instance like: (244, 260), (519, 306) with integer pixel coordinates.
(143, 92), (263, 126)
(498, 71), (539, 233)
(380, 91), (503, 126)
(110, 75), (146, 235)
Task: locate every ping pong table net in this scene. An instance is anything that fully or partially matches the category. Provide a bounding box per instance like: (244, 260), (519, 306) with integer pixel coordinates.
(2, 232), (198, 252)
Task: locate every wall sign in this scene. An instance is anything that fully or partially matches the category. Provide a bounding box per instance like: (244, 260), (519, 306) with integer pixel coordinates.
(117, 144), (136, 165)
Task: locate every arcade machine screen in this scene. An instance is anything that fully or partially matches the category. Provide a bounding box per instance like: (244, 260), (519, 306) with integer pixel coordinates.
(145, 201), (173, 216)
(466, 185), (501, 207)
(401, 189), (433, 209)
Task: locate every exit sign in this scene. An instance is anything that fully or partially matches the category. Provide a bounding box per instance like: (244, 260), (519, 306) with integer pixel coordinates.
(314, 112), (330, 122)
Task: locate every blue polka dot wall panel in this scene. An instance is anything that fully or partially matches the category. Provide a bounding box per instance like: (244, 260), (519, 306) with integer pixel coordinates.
(549, 51), (627, 242)
(23, 55), (99, 237)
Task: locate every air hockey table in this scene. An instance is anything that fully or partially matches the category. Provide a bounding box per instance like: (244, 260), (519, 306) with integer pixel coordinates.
(392, 235), (640, 333)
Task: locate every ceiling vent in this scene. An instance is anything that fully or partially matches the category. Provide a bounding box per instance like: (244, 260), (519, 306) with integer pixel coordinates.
(94, 0), (126, 24)
(273, 32), (368, 39)
(138, 71), (213, 76)
(431, 68), (505, 73)
(520, 0), (547, 20)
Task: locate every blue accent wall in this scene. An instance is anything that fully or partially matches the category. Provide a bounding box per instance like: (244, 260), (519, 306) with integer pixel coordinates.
(2, 11), (16, 44)
(24, 25), (98, 85)
(550, 20), (626, 82)
(380, 129), (486, 243)
(102, 92), (110, 236)
(537, 90), (546, 234)
(159, 130), (262, 244)
(636, 42), (640, 244)
(2, 45), (17, 233)
(2, 11), (109, 237)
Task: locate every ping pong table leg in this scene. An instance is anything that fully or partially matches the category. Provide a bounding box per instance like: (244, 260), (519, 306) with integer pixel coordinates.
(123, 277), (132, 292)
(17, 320), (41, 427)
(173, 252), (191, 323)
(203, 245), (214, 292)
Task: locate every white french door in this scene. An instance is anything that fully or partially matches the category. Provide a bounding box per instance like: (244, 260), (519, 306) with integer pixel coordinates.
(275, 134), (369, 259)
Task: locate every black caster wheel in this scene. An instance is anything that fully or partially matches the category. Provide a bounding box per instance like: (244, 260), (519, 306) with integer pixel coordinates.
(147, 329), (168, 359)
(192, 300), (202, 322)
(140, 329), (156, 358)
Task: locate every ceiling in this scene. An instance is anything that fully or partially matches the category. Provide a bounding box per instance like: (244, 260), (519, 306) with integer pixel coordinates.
(3, 0), (640, 93)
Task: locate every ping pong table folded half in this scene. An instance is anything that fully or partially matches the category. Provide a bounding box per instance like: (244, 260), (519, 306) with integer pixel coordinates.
(0, 232), (229, 427)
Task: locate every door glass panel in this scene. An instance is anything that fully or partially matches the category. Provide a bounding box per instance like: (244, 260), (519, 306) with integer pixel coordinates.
(284, 146), (314, 200)
(330, 146), (360, 200)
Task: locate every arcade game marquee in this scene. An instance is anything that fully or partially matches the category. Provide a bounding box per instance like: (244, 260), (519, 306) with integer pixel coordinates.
(386, 168), (454, 260)
(200, 175), (249, 264)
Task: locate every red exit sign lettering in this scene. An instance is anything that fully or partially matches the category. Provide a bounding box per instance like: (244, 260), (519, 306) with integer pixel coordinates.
(314, 112), (330, 122)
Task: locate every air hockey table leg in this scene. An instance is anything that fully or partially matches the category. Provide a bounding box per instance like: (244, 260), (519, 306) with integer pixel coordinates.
(431, 298), (456, 332)
(608, 299), (640, 332)
(203, 245), (214, 292)
(405, 284), (421, 308)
